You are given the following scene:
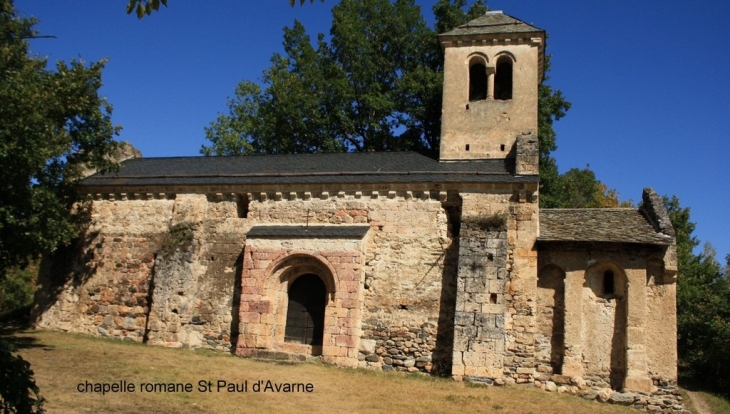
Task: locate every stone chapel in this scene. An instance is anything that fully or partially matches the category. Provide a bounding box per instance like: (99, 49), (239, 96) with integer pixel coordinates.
(33, 11), (680, 403)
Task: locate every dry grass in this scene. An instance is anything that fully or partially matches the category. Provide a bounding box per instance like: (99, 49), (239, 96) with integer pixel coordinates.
(4, 327), (637, 414)
(701, 392), (730, 414)
(682, 388), (730, 414)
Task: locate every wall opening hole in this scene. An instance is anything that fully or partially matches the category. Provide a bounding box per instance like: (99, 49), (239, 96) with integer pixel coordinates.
(603, 270), (615, 295)
(500, 144), (506, 151)
(469, 61), (488, 101)
(399, 304), (409, 310)
(466, 104), (470, 110)
(490, 293), (498, 304)
(465, 144), (470, 151)
(236, 194), (249, 218)
(487, 252), (494, 261)
(494, 57), (513, 100)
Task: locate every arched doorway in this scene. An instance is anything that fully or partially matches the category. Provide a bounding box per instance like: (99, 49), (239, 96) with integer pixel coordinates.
(284, 274), (326, 347)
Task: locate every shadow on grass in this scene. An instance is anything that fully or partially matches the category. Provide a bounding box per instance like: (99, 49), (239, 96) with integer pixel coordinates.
(0, 306), (52, 351)
(679, 375), (730, 401)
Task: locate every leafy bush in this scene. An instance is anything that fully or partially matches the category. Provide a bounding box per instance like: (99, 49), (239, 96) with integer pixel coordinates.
(463, 213), (508, 231)
(0, 265), (37, 316)
(0, 340), (44, 413)
(158, 222), (195, 258)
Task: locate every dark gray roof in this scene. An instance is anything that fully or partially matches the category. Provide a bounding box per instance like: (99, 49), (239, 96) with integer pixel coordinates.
(538, 209), (673, 245)
(247, 225), (370, 239)
(439, 11), (543, 37)
(80, 152), (534, 188)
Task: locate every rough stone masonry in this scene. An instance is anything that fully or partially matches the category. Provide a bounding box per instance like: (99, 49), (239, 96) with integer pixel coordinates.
(32, 11), (684, 412)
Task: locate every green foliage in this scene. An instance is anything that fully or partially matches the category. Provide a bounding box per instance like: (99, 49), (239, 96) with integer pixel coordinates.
(126, 0), (324, 18)
(126, 0), (167, 18)
(463, 213), (508, 231)
(0, 265), (36, 315)
(540, 167), (631, 208)
(665, 195), (730, 395)
(158, 223), (195, 258)
(0, 0), (120, 279)
(0, 340), (45, 413)
(202, 0), (569, 160)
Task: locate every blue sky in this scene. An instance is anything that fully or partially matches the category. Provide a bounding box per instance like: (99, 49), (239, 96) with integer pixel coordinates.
(14, 0), (729, 262)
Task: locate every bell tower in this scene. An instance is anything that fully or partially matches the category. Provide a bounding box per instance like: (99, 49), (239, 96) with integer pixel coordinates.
(438, 11), (545, 163)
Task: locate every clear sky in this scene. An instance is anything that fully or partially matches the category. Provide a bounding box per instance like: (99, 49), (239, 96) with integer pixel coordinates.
(14, 0), (730, 262)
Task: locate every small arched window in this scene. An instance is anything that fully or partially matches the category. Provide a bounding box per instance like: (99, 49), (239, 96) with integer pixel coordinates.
(469, 61), (487, 101)
(603, 270), (615, 296)
(494, 57), (513, 100)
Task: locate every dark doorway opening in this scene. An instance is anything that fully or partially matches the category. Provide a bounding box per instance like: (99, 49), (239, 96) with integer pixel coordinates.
(284, 274), (326, 346)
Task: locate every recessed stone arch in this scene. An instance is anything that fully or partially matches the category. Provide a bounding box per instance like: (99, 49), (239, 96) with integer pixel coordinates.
(236, 244), (364, 367)
(583, 261), (628, 390)
(536, 263), (566, 374)
(468, 54), (489, 101)
(266, 251), (338, 301)
(264, 252), (339, 356)
(494, 53), (515, 100)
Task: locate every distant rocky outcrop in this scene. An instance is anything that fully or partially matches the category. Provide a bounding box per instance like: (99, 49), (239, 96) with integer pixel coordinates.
(81, 141), (142, 178)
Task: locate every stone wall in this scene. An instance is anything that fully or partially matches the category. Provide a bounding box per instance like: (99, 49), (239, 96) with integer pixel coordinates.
(536, 264), (565, 376)
(33, 196), (177, 340)
(452, 225), (509, 380)
(34, 187), (461, 367)
(537, 243), (682, 410)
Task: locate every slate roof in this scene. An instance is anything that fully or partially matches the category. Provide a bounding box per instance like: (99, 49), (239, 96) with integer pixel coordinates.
(247, 225), (370, 239)
(80, 151), (535, 188)
(439, 11), (543, 37)
(538, 209), (673, 245)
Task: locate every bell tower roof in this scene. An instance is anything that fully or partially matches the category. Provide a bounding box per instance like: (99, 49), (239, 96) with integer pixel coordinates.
(440, 11), (543, 37)
(439, 11), (545, 81)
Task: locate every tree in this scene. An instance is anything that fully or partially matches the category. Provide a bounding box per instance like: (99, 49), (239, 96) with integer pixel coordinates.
(0, 0), (120, 280)
(126, 0), (324, 19)
(539, 167), (630, 208)
(203, 0), (570, 159)
(666, 195), (730, 394)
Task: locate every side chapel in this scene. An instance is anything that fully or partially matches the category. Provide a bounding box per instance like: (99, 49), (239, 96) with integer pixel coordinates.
(33, 11), (679, 402)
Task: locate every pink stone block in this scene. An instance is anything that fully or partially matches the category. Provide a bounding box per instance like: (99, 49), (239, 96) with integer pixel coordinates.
(249, 301), (272, 314)
(255, 335), (270, 349)
(242, 286), (263, 295)
(239, 294), (261, 302)
(238, 334), (256, 348)
(241, 277), (258, 287)
(253, 259), (271, 270)
(249, 269), (265, 278)
(239, 312), (261, 324)
(338, 335), (358, 348)
(341, 281), (360, 293)
(322, 345), (339, 357)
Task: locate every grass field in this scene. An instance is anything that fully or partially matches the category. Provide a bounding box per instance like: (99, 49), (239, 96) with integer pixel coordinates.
(0, 326), (672, 413)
